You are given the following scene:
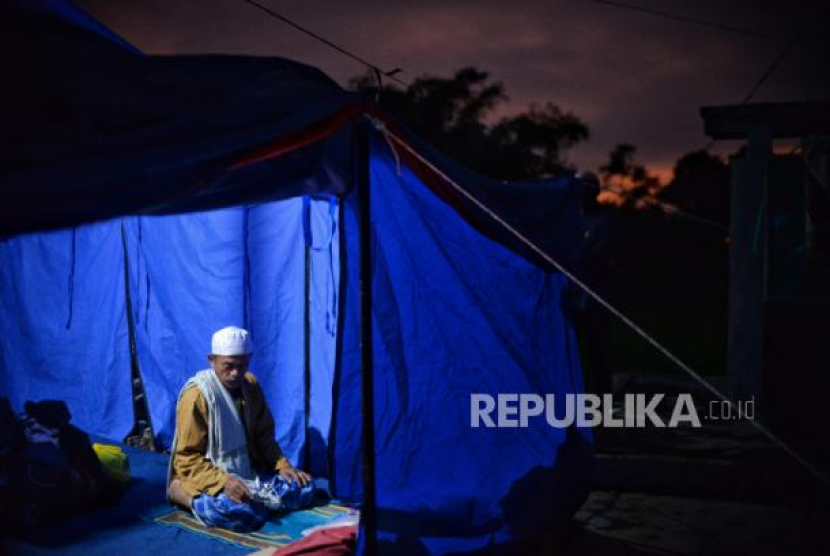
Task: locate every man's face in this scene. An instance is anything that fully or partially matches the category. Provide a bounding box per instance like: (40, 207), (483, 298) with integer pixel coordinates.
(209, 354), (249, 390)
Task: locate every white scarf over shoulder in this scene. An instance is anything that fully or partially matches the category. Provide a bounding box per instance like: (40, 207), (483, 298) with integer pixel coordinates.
(167, 369), (254, 490)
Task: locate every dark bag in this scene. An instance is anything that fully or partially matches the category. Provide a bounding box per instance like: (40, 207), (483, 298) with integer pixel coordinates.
(0, 399), (122, 532)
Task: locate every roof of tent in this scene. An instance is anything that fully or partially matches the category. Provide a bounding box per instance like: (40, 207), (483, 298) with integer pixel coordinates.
(1, 0), (582, 269)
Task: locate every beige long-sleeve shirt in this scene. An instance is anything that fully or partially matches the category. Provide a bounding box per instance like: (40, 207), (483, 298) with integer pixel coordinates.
(171, 372), (293, 499)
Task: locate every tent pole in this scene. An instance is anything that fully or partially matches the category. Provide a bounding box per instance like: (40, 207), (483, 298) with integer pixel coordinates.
(303, 210), (312, 470)
(357, 121), (378, 555)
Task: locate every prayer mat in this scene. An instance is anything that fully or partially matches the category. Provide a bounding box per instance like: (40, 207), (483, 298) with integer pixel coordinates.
(153, 501), (355, 551)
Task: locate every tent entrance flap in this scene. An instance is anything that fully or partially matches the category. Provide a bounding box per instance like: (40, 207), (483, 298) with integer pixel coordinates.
(331, 131), (592, 554)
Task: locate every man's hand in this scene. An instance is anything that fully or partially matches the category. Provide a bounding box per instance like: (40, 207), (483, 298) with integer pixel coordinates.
(223, 476), (252, 503)
(279, 467), (312, 488)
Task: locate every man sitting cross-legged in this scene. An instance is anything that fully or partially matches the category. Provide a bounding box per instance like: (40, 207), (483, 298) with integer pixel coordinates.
(167, 326), (317, 531)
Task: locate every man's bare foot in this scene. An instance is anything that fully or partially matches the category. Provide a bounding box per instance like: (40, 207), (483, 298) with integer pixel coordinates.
(167, 478), (192, 509)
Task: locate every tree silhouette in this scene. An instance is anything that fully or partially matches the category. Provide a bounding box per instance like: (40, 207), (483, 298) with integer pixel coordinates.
(598, 143), (662, 208)
(600, 143), (638, 178)
(350, 67), (589, 181)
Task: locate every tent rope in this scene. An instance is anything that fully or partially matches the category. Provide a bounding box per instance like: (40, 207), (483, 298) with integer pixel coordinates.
(379, 128), (403, 177)
(587, 0), (787, 40)
(240, 0), (408, 87)
(370, 117), (830, 487)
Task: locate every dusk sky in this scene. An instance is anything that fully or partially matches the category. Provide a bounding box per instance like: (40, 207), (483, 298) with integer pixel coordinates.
(79, 0), (830, 184)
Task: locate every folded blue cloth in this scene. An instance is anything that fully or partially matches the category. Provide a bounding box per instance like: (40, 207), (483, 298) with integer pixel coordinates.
(273, 474), (319, 510)
(191, 474), (324, 532)
(192, 491), (270, 532)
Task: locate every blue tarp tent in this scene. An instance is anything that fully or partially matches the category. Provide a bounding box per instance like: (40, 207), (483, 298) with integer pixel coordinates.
(1, 1), (592, 553)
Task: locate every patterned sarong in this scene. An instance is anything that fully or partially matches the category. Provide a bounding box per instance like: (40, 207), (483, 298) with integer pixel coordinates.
(191, 475), (322, 532)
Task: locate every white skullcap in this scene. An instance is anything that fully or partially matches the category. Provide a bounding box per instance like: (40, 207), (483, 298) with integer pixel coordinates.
(211, 326), (252, 356)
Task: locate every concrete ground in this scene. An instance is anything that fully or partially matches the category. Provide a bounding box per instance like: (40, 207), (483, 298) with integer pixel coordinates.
(567, 490), (813, 556)
(557, 380), (829, 555)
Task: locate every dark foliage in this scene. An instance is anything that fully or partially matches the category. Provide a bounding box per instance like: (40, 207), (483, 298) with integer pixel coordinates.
(351, 67), (589, 181)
